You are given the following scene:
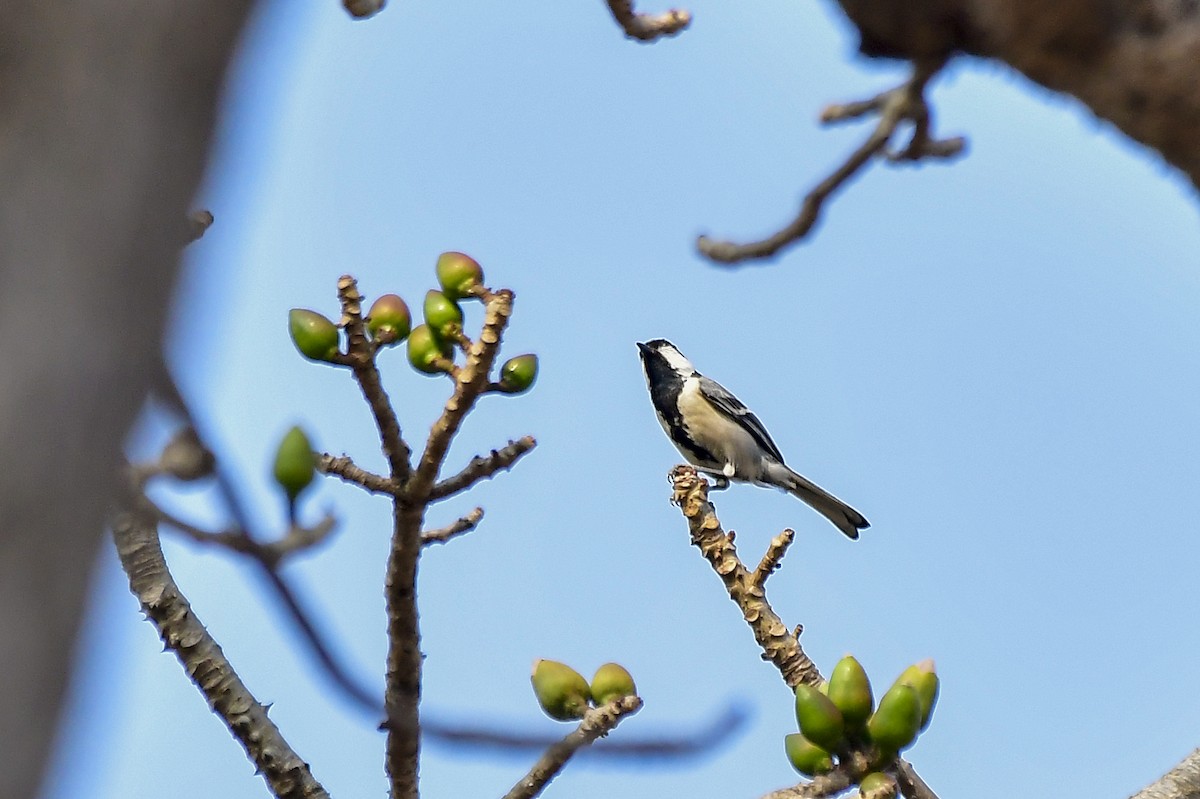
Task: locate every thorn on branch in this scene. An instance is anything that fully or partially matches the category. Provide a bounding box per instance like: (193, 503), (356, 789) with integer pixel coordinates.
(605, 0), (691, 42)
(697, 58), (964, 265)
(422, 507), (485, 546)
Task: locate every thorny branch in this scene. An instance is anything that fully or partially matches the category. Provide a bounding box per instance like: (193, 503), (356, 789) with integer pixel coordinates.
(605, 0), (691, 42)
(698, 59), (964, 265)
(112, 507), (330, 799)
(501, 696), (643, 799)
(317, 452), (394, 496)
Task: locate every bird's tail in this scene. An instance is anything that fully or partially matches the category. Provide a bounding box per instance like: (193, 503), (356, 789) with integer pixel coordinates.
(765, 463), (870, 540)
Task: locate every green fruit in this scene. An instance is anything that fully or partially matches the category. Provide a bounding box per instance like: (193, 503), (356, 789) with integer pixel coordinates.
(828, 654), (874, 729)
(406, 324), (453, 375)
(590, 663), (636, 705)
(436, 251), (485, 300)
(272, 426), (315, 502)
(859, 772), (897, 799)
(366, 294), (412, 345)
(794, 683), (845, 751)
(423, 289), (463, 339)
(498, 354), (538, 394)
(531, 659), (591, 721)
(784, 733), (833, 777)
(896, 660), (939, 730)
(867, 683), (921, 753)
(288, 309), (339, 362)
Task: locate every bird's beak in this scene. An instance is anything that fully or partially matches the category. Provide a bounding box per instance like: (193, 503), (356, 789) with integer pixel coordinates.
(636, 342), (650, 355)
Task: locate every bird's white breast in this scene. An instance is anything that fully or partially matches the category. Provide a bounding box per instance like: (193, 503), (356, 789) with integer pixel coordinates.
(677, 377), (764, 479)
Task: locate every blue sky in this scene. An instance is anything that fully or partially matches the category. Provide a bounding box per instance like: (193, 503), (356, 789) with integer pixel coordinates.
(46, 2), (1200, 798)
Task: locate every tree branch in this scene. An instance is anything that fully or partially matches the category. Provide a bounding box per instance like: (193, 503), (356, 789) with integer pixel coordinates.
(428, 436), (537, 501)
(338, 275), (413, 483)
(501, 696), (643, 799)
(697, 59), (963, 265)
(111, 508), (330, 799)
(1129, 747), (1200, 799)
(317, 452), (397, 496)
(421, 507), (484, 546)
(759, 772), (853, 799)
(669, 465), (821, 689)
(750, 528), (794, 590)
(605, 0), (692, 42)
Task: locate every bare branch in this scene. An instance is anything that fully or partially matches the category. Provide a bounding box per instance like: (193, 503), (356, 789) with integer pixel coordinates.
(429, 435), (537, 501)
(317, 451), (397, 496)
(422, 507), (484, 546)
(155, 506), (337, 567)
(112, 508), (331, 799)
(750, 528), (795, 589)
(669, 465), (821, 689)
(338, 274), (413, 482)
(1128, 747), (1200, 799)
(502, 696), (643, 799)
(605, 0), (691, 42)
(698, 59), (963, 265)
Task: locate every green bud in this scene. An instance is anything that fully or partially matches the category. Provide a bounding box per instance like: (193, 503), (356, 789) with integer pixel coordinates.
(366, 294), (412, 345)
(859, 772), (898, 799)
(288, 309), (339, 362)
(783, 733), (834, 777)
(406, 324), (453, 375)
(423, 289), (463, 339)
(436, 251), (485, 300)
(866, 683), (921, 754)
(498, 354), (539, 394)
(828, 654), (874, 729)
(896, 659), (939, 730)
(272, 426), (315, 503)
(794, 683), (845, 751)
(590, 663), (636, 705)
(531, 659), (591, 721)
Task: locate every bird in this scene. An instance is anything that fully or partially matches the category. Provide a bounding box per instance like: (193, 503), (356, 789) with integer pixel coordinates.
(637, 338), (869, 540)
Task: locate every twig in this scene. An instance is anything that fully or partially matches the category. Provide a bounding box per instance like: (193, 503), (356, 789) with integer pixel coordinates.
(338, 275), (413, 483)
(669, 465), (821, 689)
(156, 506), (337, 566)
(317, 452), (397, 496)
(429, 436), (537, 501)
(421, 507), (484, 546)
(759, 773), (852, 799)
(111, 508), (331, 799)
(410, 289), (515, 499)
(605, 0), (691, 41)
(896, 760), (941, 799)
(697, 59), (964, 264)
(502, 696), (643, 799)
(751, 528), (794, 589)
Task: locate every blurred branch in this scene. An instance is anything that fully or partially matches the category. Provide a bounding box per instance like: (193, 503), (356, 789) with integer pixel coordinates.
(605, 0), (692, 41)
(422, 507), (484, 546)
(185, 209), (214, 243)
(424, 702), (748, 759)
(669, 465), (821, 689)
(502, 696), (643, 799)
(112, 507), (330, 799)
(338, 274), (413, 483)
(155, 504), (337, 568)
(697, 58), (964, 265)
(317, 452), (396, 496)
(343, 0), (385, 19)
(429, 436), (537, 501)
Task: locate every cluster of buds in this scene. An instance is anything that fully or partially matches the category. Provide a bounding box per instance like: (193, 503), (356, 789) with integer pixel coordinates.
(786, 655), (939, 798)
(286, 251), (538, 393)
(529, 660), (637, 721)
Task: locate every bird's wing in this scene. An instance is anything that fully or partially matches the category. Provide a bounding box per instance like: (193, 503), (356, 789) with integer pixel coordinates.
(697, 376), (787, 463)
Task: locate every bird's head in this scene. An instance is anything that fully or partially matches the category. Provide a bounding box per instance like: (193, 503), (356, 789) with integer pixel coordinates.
(637, 339), (696, 376)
